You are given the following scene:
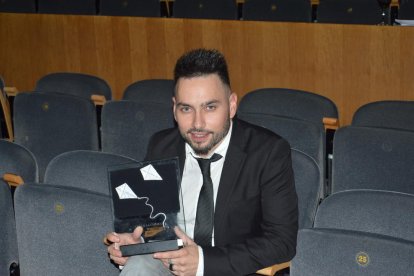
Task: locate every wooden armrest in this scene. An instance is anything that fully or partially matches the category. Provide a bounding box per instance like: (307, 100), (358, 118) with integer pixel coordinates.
(4, 86), (19, 97)
(256, 261), (290, 275)
(91, 94), (106, 106)
(323, 117), (339, 130)
(3, 173), (24, 187)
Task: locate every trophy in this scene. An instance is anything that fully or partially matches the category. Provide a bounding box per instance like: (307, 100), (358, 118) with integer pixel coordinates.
(108, 157), (183, 256)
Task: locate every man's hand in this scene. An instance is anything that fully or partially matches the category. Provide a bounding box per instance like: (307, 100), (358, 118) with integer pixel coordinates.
(106, 226), (144, 266)
(153, 227), (199, 276)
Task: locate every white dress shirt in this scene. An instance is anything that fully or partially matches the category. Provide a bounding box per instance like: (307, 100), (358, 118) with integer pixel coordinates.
(176, 122), (232, 276)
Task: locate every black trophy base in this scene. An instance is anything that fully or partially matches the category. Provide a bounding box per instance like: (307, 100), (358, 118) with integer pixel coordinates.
(120, 239), (184, 256)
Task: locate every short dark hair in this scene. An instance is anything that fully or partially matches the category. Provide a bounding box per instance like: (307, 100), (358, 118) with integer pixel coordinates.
(173, 48), (231, 89)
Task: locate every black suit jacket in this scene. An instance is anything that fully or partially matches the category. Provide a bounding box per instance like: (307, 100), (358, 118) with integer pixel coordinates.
(146, 118), (298, 275)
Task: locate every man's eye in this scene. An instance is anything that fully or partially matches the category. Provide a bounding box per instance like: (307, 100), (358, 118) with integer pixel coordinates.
(206, 105), (216, 111)
(181, 107), (191, 112)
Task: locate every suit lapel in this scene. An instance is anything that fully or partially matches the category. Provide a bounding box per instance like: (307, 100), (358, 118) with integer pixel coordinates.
(214, 120), (247, 243)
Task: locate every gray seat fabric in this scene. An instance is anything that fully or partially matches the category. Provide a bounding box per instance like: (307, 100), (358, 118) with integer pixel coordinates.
(291, 149), (321, 229)
(0, 179), (18, 276)
(100, 0), (161, 17)
(317, 0), (385, 25)
(352, 100), (414, 132)
(122, 79), (174, 107)
(35, 72), (112, 101)
(14, 183), (118, 275)
(237, 113), (325, 175)
(173, 0), (238, 19)
(101, 100), (175, 161)
(44, 150), (136, 196)
(0, 0), (36, 13)
(243, 0), (311, 22)
(291, 228), (414, 275)
(13, 92), (99, 181)
(238, 88), (338, 126)
(0, 139), (38, 183)
(314, 189), (414, 242)
(331, 126), (414, 194)
(37, 0), (97, 15)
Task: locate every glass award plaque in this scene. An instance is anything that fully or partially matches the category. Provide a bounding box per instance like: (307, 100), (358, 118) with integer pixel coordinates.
(108, 157), (183, 256)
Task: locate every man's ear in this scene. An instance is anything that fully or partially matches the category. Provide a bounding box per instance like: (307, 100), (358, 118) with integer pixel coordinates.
(172, 97), (177, 121)
(229, 92), (238, 119)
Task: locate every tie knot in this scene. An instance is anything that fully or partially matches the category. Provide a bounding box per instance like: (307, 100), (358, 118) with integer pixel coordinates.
(196, 153), (222, 176)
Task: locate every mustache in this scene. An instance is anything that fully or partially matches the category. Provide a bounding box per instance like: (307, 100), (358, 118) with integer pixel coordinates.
(187, 128), (213, 134)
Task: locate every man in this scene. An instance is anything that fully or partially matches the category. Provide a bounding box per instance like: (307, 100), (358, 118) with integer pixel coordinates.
(106, 48), (298, 276)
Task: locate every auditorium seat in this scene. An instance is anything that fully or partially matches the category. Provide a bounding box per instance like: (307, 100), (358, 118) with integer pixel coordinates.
(0, 0), (36, 13)
(172, 0), (238, 20)
(398, 0), (414, 19)
(0, 139), (38, 186)
(13, 92), (99, 181)
(35, 72), (112, 105)
(317, 0), (385, 25)
(239, 88), (338, 129)
(122, 79), (174, 107)
(99, 0), (161, 17)
(0, 179), (19, 276)
(14, 183), (118, 275)
(101, 100), (175, 161)
(44, 150), (135, 195)
(352, 100), (414, 132)
(242, 0), (312, 22)
(314, 189), (414, 241)
(37, 0), (97, 15)
(291, 149), (321, 229)
(331, 126), (414, 195)
(291, 228), (414, 275)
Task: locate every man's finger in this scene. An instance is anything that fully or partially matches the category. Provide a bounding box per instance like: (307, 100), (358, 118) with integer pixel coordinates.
(174, 226), (195, 246)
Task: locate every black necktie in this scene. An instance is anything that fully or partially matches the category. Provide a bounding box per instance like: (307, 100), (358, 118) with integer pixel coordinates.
(194, 153), (222, 247)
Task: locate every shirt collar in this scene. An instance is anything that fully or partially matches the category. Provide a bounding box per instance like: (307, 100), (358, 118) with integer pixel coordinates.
(186, 120), (233, 160)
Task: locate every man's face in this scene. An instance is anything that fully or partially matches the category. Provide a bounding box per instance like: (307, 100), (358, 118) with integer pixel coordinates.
(173, 74), (237, 157)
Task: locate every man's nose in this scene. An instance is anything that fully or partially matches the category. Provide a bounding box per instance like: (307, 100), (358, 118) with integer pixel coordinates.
(193, 110), (205, 130)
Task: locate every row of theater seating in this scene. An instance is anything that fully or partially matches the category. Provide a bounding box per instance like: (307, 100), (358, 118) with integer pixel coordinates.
(1, 73), (414, 274)
(1, 144), (413, 274)
(1, 0), (413, 25)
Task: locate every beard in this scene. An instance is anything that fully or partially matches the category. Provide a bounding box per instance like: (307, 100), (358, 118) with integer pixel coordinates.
(181, 118), (231, 156)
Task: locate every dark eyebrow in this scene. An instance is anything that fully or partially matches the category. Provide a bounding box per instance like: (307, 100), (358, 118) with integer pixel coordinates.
(202, 100), (220, 107)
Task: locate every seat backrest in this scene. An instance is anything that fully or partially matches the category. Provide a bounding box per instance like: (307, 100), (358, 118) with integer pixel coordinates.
(291, 228), (414, 275)
(314, 189), (414, 241)
(0, 0), (36, 13)
(291, 149), (321, 229)
(122, 79), (174, 107)
(35, 72), (112, 102)
(243, 0), (311, 22)
(399, 0), (414, 19)
(37, 0), (97, 15)
(14, 183), (118, 275)
(0, 139), (38, 183)
(237, 113), (325, 172)
(44, 150), (136, 195)
(0, 179), (18, 276)
(352, 100), (414, 132)
(238, 88), (338, 126)
(101, 100), (175, 161)
(331, 126), (414, 194)
(173, 0), (238, 19)
(13, 92), (99, 181)
(317, 0), (384, 25)
(100, 0), (161, 17)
